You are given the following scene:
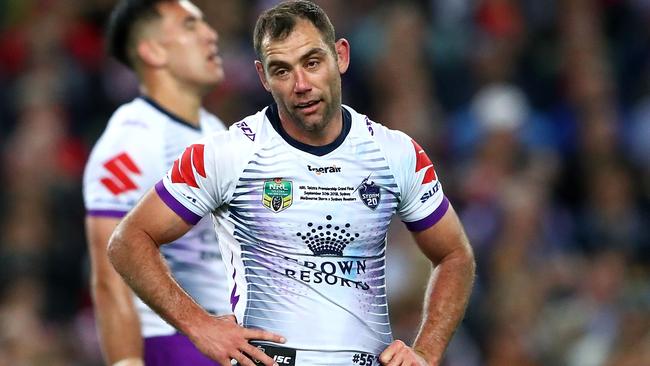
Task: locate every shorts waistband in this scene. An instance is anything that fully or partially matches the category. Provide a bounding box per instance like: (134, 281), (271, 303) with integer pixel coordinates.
(243, 343), (381, 366)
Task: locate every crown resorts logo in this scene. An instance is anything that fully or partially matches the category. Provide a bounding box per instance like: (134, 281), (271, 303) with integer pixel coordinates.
(295, 215), (359, 256)
(262, 178), (293, 213)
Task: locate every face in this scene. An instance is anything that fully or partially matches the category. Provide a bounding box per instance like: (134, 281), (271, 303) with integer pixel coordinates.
(148, 1), (223, 90)
(256, 19), (349, 138)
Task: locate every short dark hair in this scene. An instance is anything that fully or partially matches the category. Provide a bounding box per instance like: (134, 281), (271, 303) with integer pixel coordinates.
(106, 0), (172, 69)
(253, 0), (336, 62)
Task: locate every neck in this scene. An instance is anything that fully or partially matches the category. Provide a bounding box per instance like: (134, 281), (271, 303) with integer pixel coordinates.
(278, 107), (343, 146)
(140, 74), (204, 127)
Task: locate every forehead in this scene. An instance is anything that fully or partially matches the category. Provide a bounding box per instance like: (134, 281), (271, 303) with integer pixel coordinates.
(157, 0), (203, 23)
(260, 19), (330, 63)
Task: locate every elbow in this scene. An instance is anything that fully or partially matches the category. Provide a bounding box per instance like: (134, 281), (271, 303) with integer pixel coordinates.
(90, 273), (121, 302)
(465, 243), (476, 270)
(461, 241), (476, 279)
(107, 227), (126, 273)
(448, 238), (475, 280)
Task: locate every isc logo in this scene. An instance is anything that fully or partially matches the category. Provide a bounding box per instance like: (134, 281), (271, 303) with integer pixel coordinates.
(274, 356), (292, 364)
(252, 345), (296, 366)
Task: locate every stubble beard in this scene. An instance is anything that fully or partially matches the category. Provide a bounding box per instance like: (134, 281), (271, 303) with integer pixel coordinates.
(274, 71), (344, 138)
(289, 79), (342, 134)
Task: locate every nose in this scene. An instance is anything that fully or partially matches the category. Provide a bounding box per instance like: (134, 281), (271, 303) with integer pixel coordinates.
(293, 68), (311, 94)
(203, 22), (218, 43)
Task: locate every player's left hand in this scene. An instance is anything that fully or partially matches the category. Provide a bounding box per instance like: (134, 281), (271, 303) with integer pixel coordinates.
(378, 340), (435, 366)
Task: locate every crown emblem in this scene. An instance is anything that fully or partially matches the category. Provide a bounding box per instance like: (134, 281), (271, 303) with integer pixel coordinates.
(295, 215), (359, 256)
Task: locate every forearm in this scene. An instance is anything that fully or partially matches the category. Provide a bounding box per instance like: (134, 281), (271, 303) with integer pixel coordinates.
(108, 227), (211, 338)
(413, 247), (475, 365)
(91, 274), (142, 364)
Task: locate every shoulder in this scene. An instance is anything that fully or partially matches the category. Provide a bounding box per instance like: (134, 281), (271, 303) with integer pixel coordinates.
(110, 98), (161, 130)
(85, 99), (165, 170)
(344, 104), (414, 152)
(98, 98), (166, 147)
(213, 107), (272, 148)
(199, 107), (271, 163)
(199, 109), (227, 132)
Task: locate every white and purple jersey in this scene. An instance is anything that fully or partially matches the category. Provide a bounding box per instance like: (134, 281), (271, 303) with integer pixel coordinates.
(83, 96), (230, 338)
(157, 104), (449, 364)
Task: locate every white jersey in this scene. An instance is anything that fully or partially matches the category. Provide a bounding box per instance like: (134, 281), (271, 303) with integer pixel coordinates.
(157, 104), (449, 364)
(83, 96), (230, 338)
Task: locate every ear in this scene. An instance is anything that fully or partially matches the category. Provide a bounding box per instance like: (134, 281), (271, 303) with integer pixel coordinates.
(335, 38), (350, 74)
(255, 60), (271, 92)
(137, 39), (167, 68)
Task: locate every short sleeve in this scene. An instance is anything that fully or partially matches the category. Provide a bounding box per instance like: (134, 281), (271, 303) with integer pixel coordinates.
(393, 136), (449, 232)
(83, 117), (163, 218)
(156, 136), (223, 225)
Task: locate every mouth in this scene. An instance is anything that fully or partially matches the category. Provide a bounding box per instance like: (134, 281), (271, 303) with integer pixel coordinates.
(295, 100), (320, 110)
(207, 49), (221, 64)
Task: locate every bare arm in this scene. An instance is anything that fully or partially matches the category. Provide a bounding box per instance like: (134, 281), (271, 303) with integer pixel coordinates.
(86, 216), (143, 365)
(411, 205), (475, 364)
(380, 205), (475, 366)
(108, 188), (285, 366)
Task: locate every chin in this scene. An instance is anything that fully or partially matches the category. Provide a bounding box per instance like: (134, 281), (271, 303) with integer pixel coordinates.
(206, 73), (225, 85)
(303, 118), (328, 132)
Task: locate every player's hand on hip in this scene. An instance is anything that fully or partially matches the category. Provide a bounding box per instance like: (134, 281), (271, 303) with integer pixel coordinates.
(189, 314), (286, 366)
(379, 340), (434, 366)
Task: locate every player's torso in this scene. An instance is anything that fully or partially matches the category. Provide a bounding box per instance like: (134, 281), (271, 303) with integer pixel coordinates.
(84, 97), (229, 335)
(217, 108), (399, 358)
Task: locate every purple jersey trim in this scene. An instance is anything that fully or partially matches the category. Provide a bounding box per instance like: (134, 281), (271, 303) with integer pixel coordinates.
(144, 333), (221, 365)
(229, 253), (240, 311)
(404, 196), (450, 232)
(155, 180), (202, 225)
(86, 209), (128, 218)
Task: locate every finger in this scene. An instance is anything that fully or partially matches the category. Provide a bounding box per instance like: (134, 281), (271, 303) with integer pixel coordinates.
(385, 350), (405, 366)
(235, 347), (276, 366)
(380, 340), (405, 365)
(215, 356), (232, 366)
(244, 328), (286, 344)
(218, 314), (238, 323)
(242, 343), (273, 365)
(232, 352), (256, 366)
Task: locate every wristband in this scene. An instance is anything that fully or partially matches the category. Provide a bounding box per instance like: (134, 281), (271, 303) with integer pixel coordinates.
(112, 358), (144, 366)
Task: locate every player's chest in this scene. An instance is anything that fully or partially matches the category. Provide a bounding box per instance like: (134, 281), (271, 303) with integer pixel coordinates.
(229, 154), (399, 256)
(231, 151), (400, 216)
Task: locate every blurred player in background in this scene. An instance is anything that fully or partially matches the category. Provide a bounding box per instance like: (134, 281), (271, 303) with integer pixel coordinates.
(107, 1), (475, 365)
(82, 1), (229, 365)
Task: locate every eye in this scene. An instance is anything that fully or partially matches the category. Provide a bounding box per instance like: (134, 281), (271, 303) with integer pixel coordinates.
(274, 68), (289, 77)
(306, 59), (320, 69)
(183, 18), (198, 30)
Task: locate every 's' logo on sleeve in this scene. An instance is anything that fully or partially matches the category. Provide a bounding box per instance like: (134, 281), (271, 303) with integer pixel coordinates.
(171, 144), (206, 188)
(100, 152), (141, 195)
(411, 139), (437, 184)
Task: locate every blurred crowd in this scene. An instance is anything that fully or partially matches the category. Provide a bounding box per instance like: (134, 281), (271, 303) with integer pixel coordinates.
(0, 0), (648, 365)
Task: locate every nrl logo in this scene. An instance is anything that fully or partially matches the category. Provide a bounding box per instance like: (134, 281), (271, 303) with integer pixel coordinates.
(262, 178), (293, 213)
(354, 174), (381, 210)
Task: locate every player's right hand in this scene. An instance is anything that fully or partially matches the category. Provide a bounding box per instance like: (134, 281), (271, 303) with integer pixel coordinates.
(379, 340), (432, 366)
(188, 314), (286, 366)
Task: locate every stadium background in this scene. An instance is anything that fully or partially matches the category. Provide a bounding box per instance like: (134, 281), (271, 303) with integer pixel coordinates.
(0, 0), (648, 364)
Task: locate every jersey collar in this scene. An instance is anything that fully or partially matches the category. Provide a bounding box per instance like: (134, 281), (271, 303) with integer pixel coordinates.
(265, 103), (352, 156)
(139, 95), (201, 131)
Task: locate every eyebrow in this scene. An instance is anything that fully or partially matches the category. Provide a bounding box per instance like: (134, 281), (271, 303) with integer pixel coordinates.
(266, 47), (328, 70)
(183, 15), (199, 26)
(300, 47), (328, 61)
